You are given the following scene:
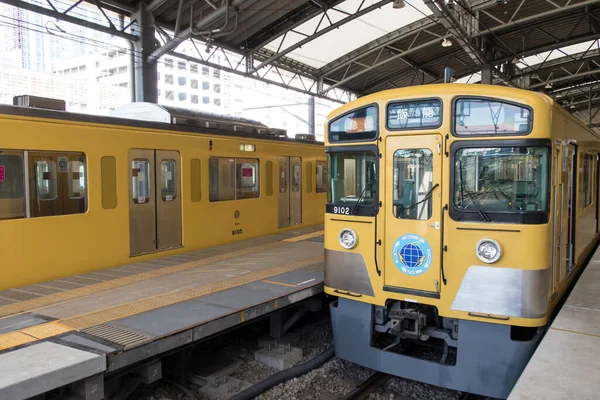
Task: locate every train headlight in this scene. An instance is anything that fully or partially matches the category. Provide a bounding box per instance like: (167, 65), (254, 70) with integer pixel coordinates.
(476, 238), (502, 263)
(339, 228), (358, 250)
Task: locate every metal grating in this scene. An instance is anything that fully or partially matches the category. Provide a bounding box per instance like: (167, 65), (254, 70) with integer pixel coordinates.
(83, 324), (149, 347)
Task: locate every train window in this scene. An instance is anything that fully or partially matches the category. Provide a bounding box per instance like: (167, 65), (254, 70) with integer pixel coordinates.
(191, 158), (201, 202)
(393, 149), (433, 221)
(266, 161), (273, 196)
(306, 162), (313, 193)
(279, 162), (288, 193)
(316, 161), (327, 193)
(452, 144), (550, 223)
(160, 160), (177, 202)
(236, 158), (259, 199)
(68, 161), (86, 199)
(453, 98), (532, 136)
(292, 163), (301, 192)
(101, 156), (117, 209)
(329, 105), (378, 142)
(35, 160), (57, 200)
(0, 151), (25, 220)
(209, 157), (235, 201)
(583, 154), (593, 207)
(132, 159), (151, 204)
(327, 151), (377, 211)
(387, 99), (442, 130)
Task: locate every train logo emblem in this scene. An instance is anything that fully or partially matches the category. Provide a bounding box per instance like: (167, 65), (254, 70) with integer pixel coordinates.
(392, 234), (432, 276)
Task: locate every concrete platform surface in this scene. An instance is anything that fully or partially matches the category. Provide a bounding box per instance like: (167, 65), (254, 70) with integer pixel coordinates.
(509, 252), (600, 399)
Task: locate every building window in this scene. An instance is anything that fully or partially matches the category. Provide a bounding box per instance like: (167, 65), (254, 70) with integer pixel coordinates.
(224, 85), (231, 95)
(177, 61), (186, 70)
(214, 98), (221, 106)
(202, 96), (210, 104)
(179, 92), (187, 101)
(165, 74), (174, 85)
(178, 76), (186, 86)
(191, 79), (198, 89)
(214, 84), (221, 93)
(166, 90), (174, 100)
(190, 64), (198, 73)
(202, 81), (210, 90)
(165, 58), (174, 68)
(213, 69), (220, 78)
(191, 95), (199, 104)
(202, 66), (209, 76)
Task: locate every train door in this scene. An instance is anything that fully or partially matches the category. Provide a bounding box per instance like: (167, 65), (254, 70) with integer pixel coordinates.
(129, 149), (182, 256)
(564, 144), (577, 275)
(383, 135), (443, 296)
(551, 144), (563, 297)
(278, 156), (302, 228)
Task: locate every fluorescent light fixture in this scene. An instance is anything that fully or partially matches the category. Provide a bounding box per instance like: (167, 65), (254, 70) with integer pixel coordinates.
(442, 38), (453, 48)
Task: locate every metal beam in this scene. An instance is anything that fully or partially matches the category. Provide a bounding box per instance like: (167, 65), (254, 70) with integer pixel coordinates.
(0, 0), (137, 41)
(146, 0), (168, 13)
(148, 0), (250, 63)
(529, 68), (600, 89)
(251, 0), (391, 72)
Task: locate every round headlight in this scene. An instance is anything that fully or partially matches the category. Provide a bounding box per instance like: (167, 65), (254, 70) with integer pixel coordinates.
(476, 238), (502, 263)
(339, 228), (358, 250)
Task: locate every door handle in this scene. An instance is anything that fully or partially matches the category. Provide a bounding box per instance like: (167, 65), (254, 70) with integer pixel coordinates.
(428, 222), (440, 229)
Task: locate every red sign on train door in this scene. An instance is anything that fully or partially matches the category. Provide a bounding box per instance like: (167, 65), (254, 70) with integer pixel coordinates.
(242, 168), (253, 177)
(0, 166), (4, 183)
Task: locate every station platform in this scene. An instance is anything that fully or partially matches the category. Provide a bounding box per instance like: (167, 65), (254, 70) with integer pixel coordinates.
(509, 246), (600, 400)
(0, 225), (324, 400)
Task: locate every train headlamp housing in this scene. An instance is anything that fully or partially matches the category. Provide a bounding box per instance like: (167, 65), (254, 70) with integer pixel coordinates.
(476, 238), (502, 263)
(339, 228), (358, 250)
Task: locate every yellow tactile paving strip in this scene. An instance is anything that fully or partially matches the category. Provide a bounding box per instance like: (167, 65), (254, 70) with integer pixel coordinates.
(0, 230), (323, 351)
(0, 254), (323, 350)
(0, 230), (323, 319)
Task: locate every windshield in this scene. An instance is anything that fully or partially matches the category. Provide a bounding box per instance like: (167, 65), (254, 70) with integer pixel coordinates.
(453, 146), (549, 218)
(327, 151), (378, 208)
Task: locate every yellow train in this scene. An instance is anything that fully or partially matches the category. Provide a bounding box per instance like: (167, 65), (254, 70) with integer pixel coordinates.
(324, 84), (600, 398)
(0, 99), (326, 290)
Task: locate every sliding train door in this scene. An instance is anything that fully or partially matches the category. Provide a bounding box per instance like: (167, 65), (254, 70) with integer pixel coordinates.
(278, 156), (302, 228)
(551, 143), (563, 297)
(129, 149), (181, 256)
(564, 144), (577, 276)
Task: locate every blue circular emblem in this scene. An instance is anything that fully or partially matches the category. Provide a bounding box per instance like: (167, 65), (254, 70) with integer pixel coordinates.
(392, 234), (433, 276)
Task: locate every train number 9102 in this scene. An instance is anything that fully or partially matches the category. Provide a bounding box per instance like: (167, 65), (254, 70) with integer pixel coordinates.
(333, 206), (351, 215)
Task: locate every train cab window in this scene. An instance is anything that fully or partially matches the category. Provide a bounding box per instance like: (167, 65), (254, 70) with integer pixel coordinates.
(306, 162), (313, 193)
(235, 158), (259, 199)
(160, 160), (177, 202)
(0, 151), (25, 220)
(316, 161), (327, 193)
(329, 105), (378, 142)
(191, 158), (201, 202)
(393, 149), (433, 220)
(36, 160), (57, 200)
(453, 98), (532, 136)
(132, 159), (151, 204)
(266, 161), (273, 196)
(292, 163), (301, 192)
(68, 161), (86, 199)
(327, 151), (378, 215)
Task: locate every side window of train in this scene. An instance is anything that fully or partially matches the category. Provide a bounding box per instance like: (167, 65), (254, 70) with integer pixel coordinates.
(191, 158), (201, 202)
(30, 151), (87, 217)
(306, 162), (313, 193)
(0, 150), (25, 220)
(132, 159), (151, 204)
(292, 163), (301, 192)
(236, 158), (259, 199)
(316, 161), (327, 193)
(266, 161), (273, 196)
(583, 154), (594, 207)
(209, 157), (259, 201)
(160, 160), (177, 202)
(101, 156), (117, 209)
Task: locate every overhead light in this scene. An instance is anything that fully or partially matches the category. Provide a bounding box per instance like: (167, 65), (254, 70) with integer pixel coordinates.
(445, 0), (456, 9)
(511, 57), (519, 64)
(570, 102), (576, 109)
(442, 38), (453, 48)
(392, 0), (405, 8)
(545, 83), (553, 89)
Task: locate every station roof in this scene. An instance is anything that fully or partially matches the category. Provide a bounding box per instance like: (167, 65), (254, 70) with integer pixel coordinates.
(9, 0), (600, 128)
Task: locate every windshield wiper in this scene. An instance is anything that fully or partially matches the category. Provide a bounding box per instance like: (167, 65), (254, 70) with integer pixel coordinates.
(398, 183), (439, 215)
(351, 178), (376, 215)
(459, 160), (490, 222)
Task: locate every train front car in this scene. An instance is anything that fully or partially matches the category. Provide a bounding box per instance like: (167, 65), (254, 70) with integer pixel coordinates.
(324, 84), (600, 398)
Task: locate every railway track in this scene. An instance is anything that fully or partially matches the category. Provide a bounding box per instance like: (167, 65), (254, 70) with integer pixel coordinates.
(339, 372), (392, 400)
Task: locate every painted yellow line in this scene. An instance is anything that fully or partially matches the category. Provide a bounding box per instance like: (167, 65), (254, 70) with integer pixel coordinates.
(283, 230), (324, 243)
(262, 280), (297, 288)
(0, 239), (297, 319)
(550, 326), (600, 338)
(0, 255), (324, 351)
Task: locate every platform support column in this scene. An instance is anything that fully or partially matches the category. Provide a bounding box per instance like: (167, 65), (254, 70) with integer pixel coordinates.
(270, 311), (285, 339)
(308, 96), (315, 136)
(132, 6), (158, 103)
